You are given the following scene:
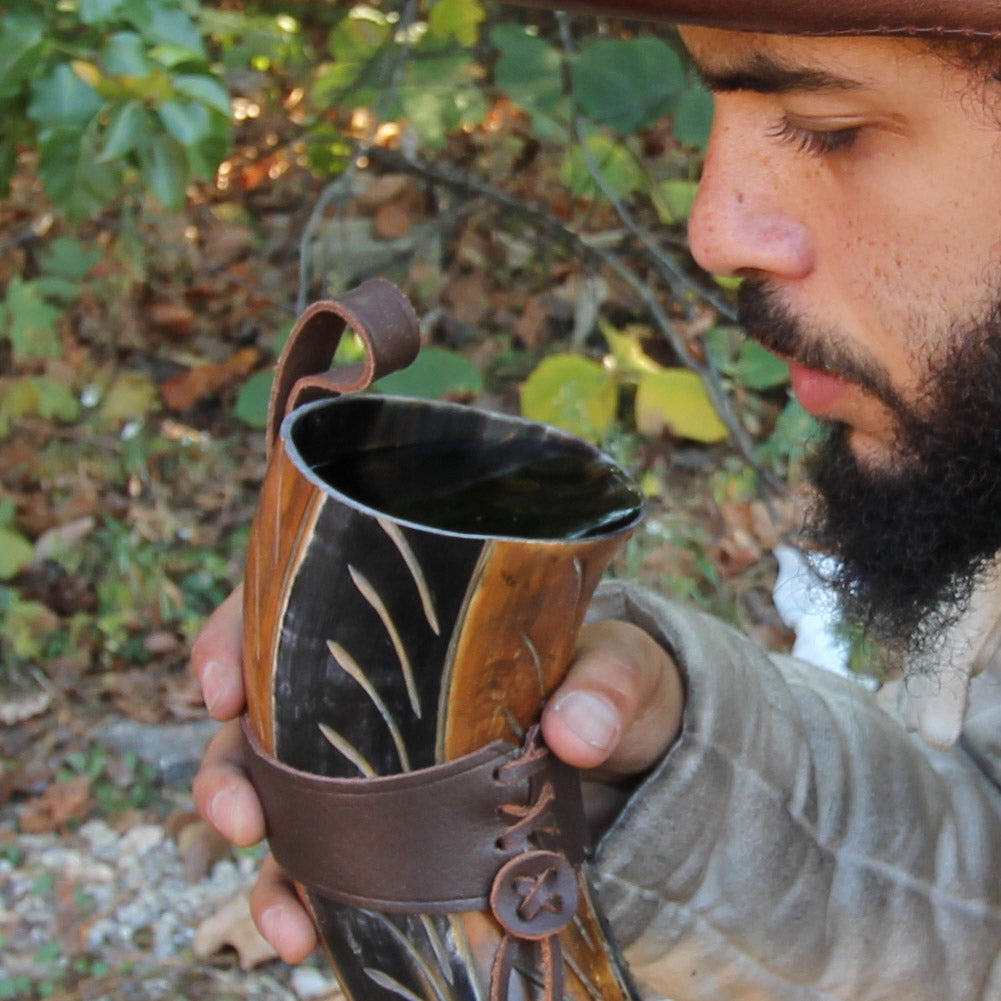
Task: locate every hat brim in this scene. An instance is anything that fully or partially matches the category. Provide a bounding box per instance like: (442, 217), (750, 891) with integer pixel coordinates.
(504, 0), (1001, 38)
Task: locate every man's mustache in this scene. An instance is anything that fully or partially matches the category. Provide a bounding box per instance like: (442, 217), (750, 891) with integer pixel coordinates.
(736, 280), (902, 411)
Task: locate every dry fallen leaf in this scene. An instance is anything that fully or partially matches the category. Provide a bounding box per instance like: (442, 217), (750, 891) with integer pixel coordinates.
(0, 692), (52, 726)
(512, 294), (549, 350)
(373, 202), (412, 240)
(168, 811), (234, 881)
(194, 891), (279, 970)
(20, 775), (92, 833)
(34, 516), (97, 562)
(160, 347), (260, 410)
(147, 301), (196, 337)
(444, 272), (489, 327)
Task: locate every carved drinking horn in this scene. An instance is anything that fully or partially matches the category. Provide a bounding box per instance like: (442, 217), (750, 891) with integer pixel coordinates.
(240, 278), (645, 1001)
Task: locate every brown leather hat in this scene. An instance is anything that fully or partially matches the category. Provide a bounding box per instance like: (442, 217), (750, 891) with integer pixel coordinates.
(506, 0), (1001, 37)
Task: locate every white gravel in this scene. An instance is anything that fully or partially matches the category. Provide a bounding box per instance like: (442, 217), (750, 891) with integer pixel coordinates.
(0, 814), (338, 1000)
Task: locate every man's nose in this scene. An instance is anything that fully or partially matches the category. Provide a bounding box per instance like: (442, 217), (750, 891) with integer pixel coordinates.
(687, 117), (815, 282)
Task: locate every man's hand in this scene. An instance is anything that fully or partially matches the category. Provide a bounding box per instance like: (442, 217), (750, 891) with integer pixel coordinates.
(190, 590), (684, 963)
(541, 619), (684, 777)
(190, 585), (318, 963)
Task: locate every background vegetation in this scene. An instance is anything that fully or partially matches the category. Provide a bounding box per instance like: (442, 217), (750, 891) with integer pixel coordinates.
(1, 2), (817, 997)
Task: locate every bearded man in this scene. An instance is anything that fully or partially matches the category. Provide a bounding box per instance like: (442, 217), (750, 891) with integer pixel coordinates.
(190, 2), (1001, 997)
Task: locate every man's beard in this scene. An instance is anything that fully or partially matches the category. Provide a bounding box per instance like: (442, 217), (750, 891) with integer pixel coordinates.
(739, 280), (1001, 665)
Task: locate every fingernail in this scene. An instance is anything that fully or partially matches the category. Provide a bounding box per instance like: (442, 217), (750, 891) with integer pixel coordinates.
(260, 905), (285, 952)
(209, 787), (236, 834)
(201, 660), (222, 714)
(552, 691), (620, 751)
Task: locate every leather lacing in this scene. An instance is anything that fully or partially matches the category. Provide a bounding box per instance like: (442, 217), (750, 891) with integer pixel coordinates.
(488, 726), (579, 1001)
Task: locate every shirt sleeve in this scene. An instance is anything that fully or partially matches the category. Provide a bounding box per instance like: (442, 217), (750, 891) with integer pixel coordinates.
(587, 580), (1001, 1001)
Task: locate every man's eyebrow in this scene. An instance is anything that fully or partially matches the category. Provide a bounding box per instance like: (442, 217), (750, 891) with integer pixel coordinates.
(693, 53), (867, 95)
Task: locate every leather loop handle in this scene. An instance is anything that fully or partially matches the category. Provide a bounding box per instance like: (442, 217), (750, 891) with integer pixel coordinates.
(241, 718), (587, 914)
(266, 278), (421, 454)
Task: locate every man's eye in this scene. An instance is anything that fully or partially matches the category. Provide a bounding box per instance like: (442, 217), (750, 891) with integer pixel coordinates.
(768, 117), (860, 156)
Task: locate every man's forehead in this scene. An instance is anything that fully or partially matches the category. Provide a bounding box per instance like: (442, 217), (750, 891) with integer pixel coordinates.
(679, 28), (900, 94)
(503, 1), (1001, 40)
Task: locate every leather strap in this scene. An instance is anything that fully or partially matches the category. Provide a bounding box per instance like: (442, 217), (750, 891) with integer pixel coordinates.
(240, 718), (587, 915)
(266, 278), (421, 454)
(507, 0), (1001, 37)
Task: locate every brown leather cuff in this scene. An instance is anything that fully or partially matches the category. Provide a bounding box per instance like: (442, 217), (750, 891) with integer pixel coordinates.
(241, 718), (588, 916)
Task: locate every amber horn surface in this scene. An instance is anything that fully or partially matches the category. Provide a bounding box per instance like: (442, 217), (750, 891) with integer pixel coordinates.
(242, 280), (644, 1001)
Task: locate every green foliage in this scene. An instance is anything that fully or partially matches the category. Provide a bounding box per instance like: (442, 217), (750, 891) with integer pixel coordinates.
(0, 235), (105, 436)
(520, 353), (618, 443)
(0, 498), (34, 581)
(375, 347), (485, 399)
(562, 130), (646, 199)
(634, 368), (729, 444)
(234, 369), (275, 430)
(309, 0), (489, 157)
(572, 36), (684, 134)
(2, 0), (230, 217)
(490, 24), (566, 138)
(491, 22), (713, 205)
(705, 325), (787, 389)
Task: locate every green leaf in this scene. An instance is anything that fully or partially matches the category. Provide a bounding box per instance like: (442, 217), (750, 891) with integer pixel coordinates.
(234, 370), (273, 429)
(400, 54), (488, 144)
(29, 64), (103, 133)
(146, 7), (205, 59)
(635, 368), (728, 443)
(562, 132), (645, 200)
(375, 347), (484, 400)
(328, 5), (391, 61)
(158, 98), (211, 146)
(30, 277), (80, 304)
(117, 0), (155, 34)
(428, 0), (485, 46)
(185, 120), (229, 180)
(673, 82), (714, 148)
(38, 125), (124, 220)
(713, 275), (743, 290)
(0, 135), (17, 195)
(652, 178), (699, 224)
(101, 31), (152, 77)
(100, 100), (147, 159)
(40, 238), (103, 283)
(2, 278), (62, 361)
(572, 37), (683, 133)
(307, 124), (354, 177)
(734, 340), (789, 391)
(0, 527), (34, 581)
(0, 12), (44, 101)
(0, 378), (40, 436)
(79, 0), (126, 25)
(756, 398), (820, 470)
(98, 372), (158, 424)
(599, 319), (661, 376)
(141, 132), (189, 209)
(172, 74), (231, 117)
(520, 354), (617, 444)
(491, 25), (563, 119)
(34, 376), (81, 423)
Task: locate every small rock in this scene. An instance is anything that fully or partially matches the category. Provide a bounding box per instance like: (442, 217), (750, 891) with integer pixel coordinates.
(118, 824), (164, 857)
(291, 966), (341, 1000)
(97, 716), (221, 784)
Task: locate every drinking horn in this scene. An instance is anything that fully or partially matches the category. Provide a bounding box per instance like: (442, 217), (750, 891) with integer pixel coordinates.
(240, 278), (645, 1001)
